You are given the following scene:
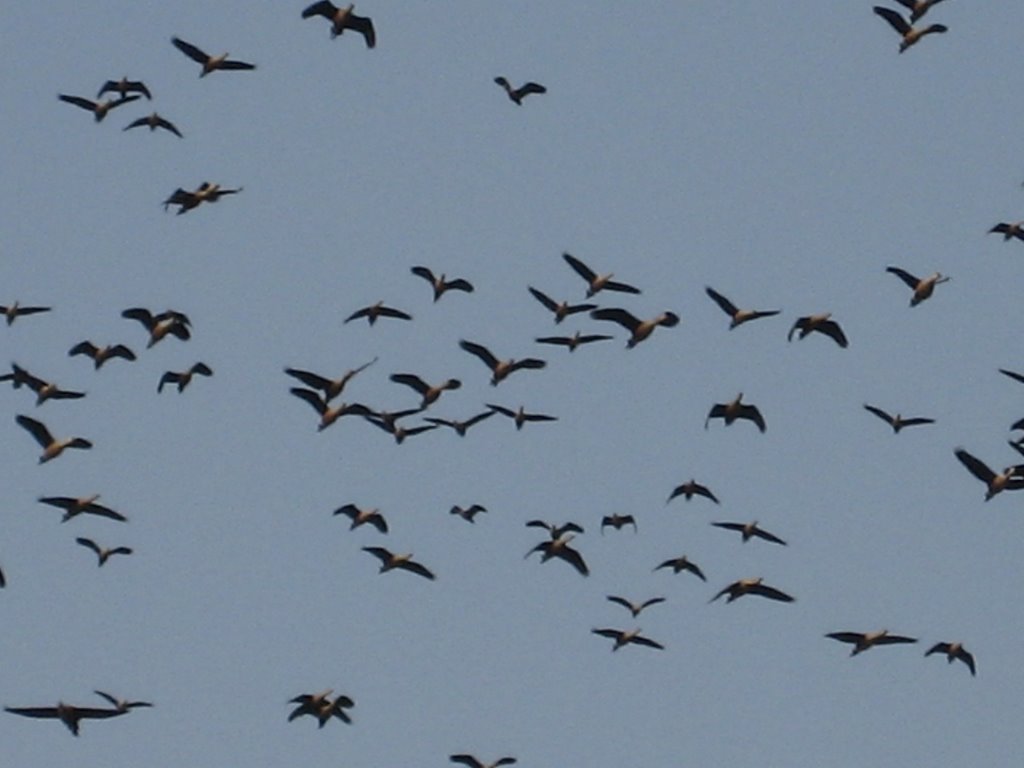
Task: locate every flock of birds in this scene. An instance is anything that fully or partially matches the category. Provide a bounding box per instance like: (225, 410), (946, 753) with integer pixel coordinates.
(5, 2), (1020, 762)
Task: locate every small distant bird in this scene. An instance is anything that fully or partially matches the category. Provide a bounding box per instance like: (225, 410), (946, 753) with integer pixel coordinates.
(953, 447), (1024, 500)
(600, 514), (637, 534)
(121, 308), (191, 347)
(653, 555), (706, 581)
(826, 629), (917, 655)
(705, 393), (766, 433)
(525, 534), (589, 576)
(494, 77), (546, 105)
(893, 0), (946, 23)
(704, 287), (780, 329)
(606, 595), (665, 618)
(788, 313), (848, 347)
(0, 364), (84, 406)
(666, 479), (719, 505)
(390, 373), (461, 408)
(424, 410), (495, 436)
(92, 690), (152, 713)
(333, 504), (388, 533)
(487, 403), (557, 431)
(459, 340), (546, 386)
(290, 387), (373, 431)
(362, 547), (435, 580)
(98, 78), (152, 100)
(158, 363), (213, 393)
(344, 301), (412, 325)
(76, 537), (132, 566)
(361, 406), (423, 433)
(123, 112), (182, 138)
(171, 37), (256, 76)
(16, 415), (92, 463)
(885, 267), (949, 307)
(591, 627), (664, 652)
(562, 252), (640, 297)
(163, 182), (241, 214)
(450, 755), (517, 768)
(525, 520), (584, 539)
(302, 2), (376, 47)
(284, 357), (377, 402)
(363, 415), (437, 444)
(449, 504), (487, 523)
(1, 301), (50, 325)
(527, 286), (597, 323)
(58, 94), (139, 122)
(4, 701), (124, 736)
(68, 341), (136, 369)
(710, 577), (794, 604)
(862, 404), (934, 433)
(288, 690), (355, 727)
(925, 641), (976, 676)
(872, 6), (948, 52)
(712, 521), (787, 546)
(410, 266), (473, 301)
(590, 308), (679, 348)
(535, 331), (613, 352)
(989, 222), (1024, 242)
(38, 495), (127, 523)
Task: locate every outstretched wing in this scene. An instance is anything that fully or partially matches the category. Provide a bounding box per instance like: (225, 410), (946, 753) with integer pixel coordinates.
(886, 266), (921, 290)
(459, 340), (499, 370)
(873, 6), (911, 36)
(16, 414), (53, 448)
(590, 308), (640, 332)
(171, 37), (210, 64)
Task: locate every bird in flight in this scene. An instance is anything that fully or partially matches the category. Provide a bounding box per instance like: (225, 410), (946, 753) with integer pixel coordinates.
(989, 222), (1024, 242)
(826, 629), (917, 655)
(333, 504), (388, 533)
(362, 547), (436, 580)
(525, 534), (589, 576)
(288, 689), (355, 727)
(525, 519), (584, 539)
(562, 252), (640, 297)
(290, 387), (372, 431)
(494, 77), (546, 105)
(591, 627), (664, 652)
(410, 266), (473, 302)
(390, 373), (461, 409)
(872, 6), (948, 53)
(705, 393), (766, 433)
(158, 363), (213, 393)
(38, 495), (127, 523)
(449, 504), (487, 523)
(163, 182), (241, 214)
(171, 37), (256, 76)
(424, 410), (495, 437)
(704, 287), (780, 329)
(953, 447), (1024, 501)
(0, 363), (84, 406)
(893, 0), (947, 23)
(284, 357), (377, 402)
(121, 307), (191, 348)
(97, 77), (151, 100)
(58, 94), (139, 122)
(535, 331), (613, 352)
(123, 112), (183, 138)
(527, 286), (597, 323)
(76, 537), (133, 566)
(653, 554), (706, 581)
(344, 301), (412, 325)
(788, 313), (848, 347)
(862, 404), (935, 433)
(709, 577), (795, 604)
(600, 513), (637, 533)
(302, 2), (376, 47)
(92, 690), (152, 713)
(459, 340), (546, 386)
(590, 308), (679, 348)
(68, 340), (136, 369)
(16, 415), (92, 463)
(666, 479), (719, 505)
(606, 595), (665, 618)
(885, 267), (949, 307)
(5, 701), (124, 736)
(450, 755), (517, 768)
(1, 301), (50, 325)
(711, 521), (787, 546)
(925, 641), (976, 676)
(487, 403), (557, 431)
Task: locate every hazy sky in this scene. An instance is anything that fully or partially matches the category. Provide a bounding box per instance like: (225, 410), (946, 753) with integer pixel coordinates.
(3, 3), (1023, 766)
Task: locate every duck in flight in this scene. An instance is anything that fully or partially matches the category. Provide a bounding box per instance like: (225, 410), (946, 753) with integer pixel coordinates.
(158, 363), (213, 393)
(68, 340), (136, 369)
(344, 301), (412, 325)
(710, 577), (794, 604)
(590, 308), (679, 348)
(333, 504), (388, 533)
(390, 373), (461, 408)
(788, 313), (848, 347)
(989, 222), (1024, 242)
(666, 479), (719, 505)
(487, 403), (557, 431)
(424, 410), (496, 437)
(600, 513), (636, 533)
(284, 357), (377, 402)
(450, 755), (517, 768)
(1, 301), (50, 325)
(411, 266), (473, 302)
(606, 595), (665, 618)
(826, 629), (917, 655)
(459, 339), (545, 386)
(362, 547), (436, 580)
(925, 641), (976, 676)
(705, 393), (766, 433)
(525, 534), (589, 576)
(97, 78), (151, 100)
(653, 554), (706, 581)
(711, 520), (787, 546)
(528, 286), (597, 323)
(288, 689), (355, 726)
(58, 94), (139, 122)
(591, 627), (664, 652)
(124, 112), (183, 138)
(953, 447), (1024, 500)
(38, 495), (127, 523)
(76, 537), (133, 567)
(0, 363), (84, 406)
(4, 701), (124, 736)
(862, 404), (934, 433)
(885, 267), (949, 307)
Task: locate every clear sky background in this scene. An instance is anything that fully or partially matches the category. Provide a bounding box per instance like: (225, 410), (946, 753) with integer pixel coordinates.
(3, 2), (1023, 765)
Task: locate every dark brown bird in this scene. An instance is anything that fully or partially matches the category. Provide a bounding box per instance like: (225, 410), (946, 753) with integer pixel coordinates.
(494, 77), (546, 105)
(290, 388), (373, 431)
(171, 37), (256, 76)
(953, 447), (1024, 501)
(525, 520), (584, 539)
(410, 266), (473, 301)
(711, 521), (787, 546)
(704, 287), (780, 329)
(863, 404), (935, 433)
(705, 393), (766, 433)
(600, 514), (637, 533)
(449, 504), (487, 523)
(525, 534), (589, 576)
(288, 690), (355, 727)
(92, 690), (152, 713)
(390, 373), (461, 408)
(76, 537), (132, 566)
(788, 313), (848, 347)
(527, 286), (597, 323)
(873, 6), (948, 52)
(158, 362), (213, 393)
(450, 755), (517, 768)
(68, 340), (136, 369)
(925, 641), (976, 676)
(123, 112), (183, 138)
(989, 222), (1024, 242)
(591, 627), (664, 652)
(710, 577), (794, 604)
(653, 555), (706, 581)
(826, 629), (918, 655)
(563, 252), (640, 297)
(487, 403), (557, 430)
(459, 340), (546, 386)
(5, 701), (124, 736)
(423, 410), (495, 436)
(893, 0), (947, 22)
(606, 595), (665, 618)
(535, 331), (613, 352)
(590, 308), (679, 348)
(98, 78), (151, 100)
(58, 94), (139, 121)
(333, 503), (388, 533)
(302, 2), (376, 47)
(0, 364), (84, 406)
(122, 307), (191, 348)
(38, 495), (127, 523)
(163, 182), (241, 214)
(1, 301), (50, 325)
(284, 357), (377, 402)
(362, 547), (435, 580)
(666, 479), (719, 505)
(16, 415), (92, 463)
(344, 301), (412, 325)
(886, 267), (949, 307)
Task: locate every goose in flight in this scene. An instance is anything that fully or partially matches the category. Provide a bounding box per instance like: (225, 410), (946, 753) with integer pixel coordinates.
(450, 755), (517, 768)
(487, 403), (557, 431)
(123, 112), (183, 138)
(863, 404), (935, 433)
(288, 689), (355, 726)
(362, 547), (435, 580)
(653, 555), (706, 581)
(989, 222), (1024, 242)
(68, 340), (136, 369)
(925, 641), (976, 676)
(600, 513), (636, 533)
(885, 267), (949, 306)
(563, 252), (640, 297)
(171, 37), (256, 76)
(826, 629), (917, 655)
(525, 520), (584, 539)
(0, 364), (84, 406)
(284, 357), (377, 402)
(424, 410), (495, 437)
(666, 479), (719, 505)
(953, 447), (1024, 500)
(872, 6), (948, 52)
(16, 415), (92, 463)
(590, 308), (679, 348)
(333, 504), (388, 533)
(58, 93), (139, 121)
(449, 504), (487, 523)
(711, 520), (787, 546)
(606, 595), (665, 618)
(121, 307), (191, 347)
(459, 340), (545, 386)
(76, 537), (132, 566)
(92, 690), (152, 713)
(710, 577), (794, 604)
(535, 331), (613, 352)
(705, 393), (766, 433)
(591, 627), (664, 652)
(527, 286), (596, 323)
(98, 77), (150, 100)
(525, 534), (589, 576)
(1, 301), (50, 325)
(788, 313), (848, 347)
(893, 0), (947, 23)
(163, 182), (241, 214)
(158, 363), (213, 393)
(410, 266), (473, 301)
(390, 373), (461, 408)
(494, 77), (546, 105)
(344, 301), (412, 325)
(4, 701), (124, 736)
(302, 2), (376, 47)
(704, 286), (780, 329)
(38, 495), (127, 523)
(289, 388), (372, 431)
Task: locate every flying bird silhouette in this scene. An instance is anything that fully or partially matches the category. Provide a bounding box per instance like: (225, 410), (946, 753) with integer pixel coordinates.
(885, 267), (949, 307)
(284, 358), (377, 402)
(333, 504), (388, 533)
(704, 287), (780, 329)
(527, 286), (597, 323)
(76, 537), (132, 566)
(862, 404), (935, 433)
(710, 577), (794, 604)
(1, 301), (50, 325)
(302, 2), (376, 47)
(38, 495), (126, 523)
(459, 340), (546, 386)
(562, 252), (640, 297)
(606, 595), (665, 618)
(666, 479), (719, 505)
(653, 554), (706, 581)
(58, 94), (139, 121)
(158, 363), (213, 393)
(171, 37), (256, 76)
(590, 308), (679, 348)
(494, 77), (546, 105)
(16, 415), (92, 463)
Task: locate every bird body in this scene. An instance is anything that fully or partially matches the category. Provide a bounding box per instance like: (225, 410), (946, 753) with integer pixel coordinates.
(302, 2), (376, 47)
(487, 403), (557, 430)
(873, 6), (948, 52)
(653, 555), (706, 581)
(333, 504), (388, 533)
(459, 340), (546, 386)
(5, 701), (124, 736)
(58, 93), (139, 121)
(1, 364), (84, 405)
(411, 266), (473, 301)
(344, 301), (412, 325)
(788, 313), (848, 347)
(592, 627), (664, 651)
(886, 267), (949, 306)
(68, 340), (136, 368)
(525, 534), (589, 576)
(710, 577), (794, 604)
(704, 287), (780, 329)
(76, 537), (132, 566)
(450, 754), (517, 768)
(1, 301), (50, 325)
(925, 641), (976, 676)
(535, 331), (613, 351)
(171, 37), (255, 76)
(666, 479), (719, 505)
(290, 387), (372, 431)
(284, 358), (377, 402)
(990, 222), (1024, 242)
(390, 373), (461, 408)
(450, 504), (487, 523)
(158, 362), (213, 393)
(494, 77), (546, 105)
(606, 595), (665, 617)
(424, 410), (495, 436)
(590, 308), (679, 347)
(16, 415), (92, 463)
(98, 77), (151, 100)
(362, 547), (435, 580)
(712, 520), (787, 546)
(563, 252), (640, 297)
(863, 404), (934, 433)
(826, 629), (918, 655)
(289, 689), (355, 726)
(600, 513), (637, 533)
(38, 495), (126, 523)
(705, 393), (766, 433)
(528, 286), (596, 323)
(953, 447), (1024, 500)
(124, 112), (182, 138)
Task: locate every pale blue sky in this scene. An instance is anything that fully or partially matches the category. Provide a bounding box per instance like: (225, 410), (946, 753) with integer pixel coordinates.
(3, 2), (1023, 766)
